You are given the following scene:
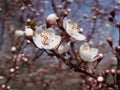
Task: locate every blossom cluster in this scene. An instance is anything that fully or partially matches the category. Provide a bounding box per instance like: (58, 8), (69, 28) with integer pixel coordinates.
(16, 13), (101, 62)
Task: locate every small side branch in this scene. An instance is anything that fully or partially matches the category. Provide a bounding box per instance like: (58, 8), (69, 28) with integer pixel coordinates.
(50, 50), (97, 79)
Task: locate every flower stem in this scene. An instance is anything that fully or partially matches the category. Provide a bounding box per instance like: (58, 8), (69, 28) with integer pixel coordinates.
(50, 50), (97, 79)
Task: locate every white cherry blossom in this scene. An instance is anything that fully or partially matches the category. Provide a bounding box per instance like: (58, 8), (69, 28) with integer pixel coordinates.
(57, 42), (70, 54)
(33, 27), (61, 49)
(79, 43), (99, 62)
(63, 17), (86, 41)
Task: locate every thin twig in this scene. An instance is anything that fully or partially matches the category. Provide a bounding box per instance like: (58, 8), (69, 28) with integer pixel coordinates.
(51, 0), (59, 16)
(50, 50), (97, 79)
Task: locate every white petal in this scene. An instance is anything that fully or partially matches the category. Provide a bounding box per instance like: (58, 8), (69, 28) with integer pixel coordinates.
(33, 35), (43, 49)
(80, 43), (90, 49)
(35, 26), (44, 34)
(80, 49), (91, 61)
(57, 42), (70, 54)
(63, 18), (86, 41)
(42, 35), (61, 49)
(46, 28), (55, 34)
(63, 18), (72, 34)
(90, 48), (98, 59)
(79, 43), (98, 62)
(50, 35), (61, 49)
(71, 32), (86, 41)
(15, 30), (24, 37)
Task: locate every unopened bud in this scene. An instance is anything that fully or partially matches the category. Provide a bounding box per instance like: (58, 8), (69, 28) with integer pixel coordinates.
(46, 13), (59, 28)
(105, 69), (110, 75)
(27, 18), (31, 25)
(15, 66), (19, 70)
(1, 84), (6, 88)
(110, 10), (115, 18)
(97, 76), (104, 83)
(62, 10), (68, 17)
(7, 85), (11, 89)
(11, 46), (17, 53)
(97, 53), (104, 64)
(117, 70), (120, 74)
(87, 77), (94, 85)
(83, 14), (88, 18)
(92, 15), (97, 20)
(111, 69), (116, 76)
(15, 30), (24, 37)
(115, 23), (120, 28)
(79, 73), (86, 77)
(86, 85), (90, 89)
(79, 28), (84, 33)
(98, 53), (104, 60)
(25, 26), (34, 40)
(115, 46), (120, 52)
(107, 37), (113, 47)
(10, 68), (15, 73)
(108, 16), (114, 23)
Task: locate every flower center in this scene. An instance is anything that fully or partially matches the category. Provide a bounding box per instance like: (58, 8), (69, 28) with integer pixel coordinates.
(40, 31), (54, 45)
(82, 47), (91, 51)
(70, 21), (80, 32)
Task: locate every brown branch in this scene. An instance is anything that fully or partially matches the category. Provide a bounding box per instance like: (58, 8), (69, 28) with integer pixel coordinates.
(51, 0), (59, 16)
(50, 50), (97, 79)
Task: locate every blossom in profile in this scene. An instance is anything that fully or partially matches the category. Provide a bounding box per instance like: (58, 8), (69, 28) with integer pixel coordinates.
(33, 27), (61, 49)
(63, 17), (86, 41)
(79, 43), (99, 62)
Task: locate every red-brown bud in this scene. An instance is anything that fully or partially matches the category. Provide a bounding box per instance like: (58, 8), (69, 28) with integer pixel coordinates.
(108, 16), (114, 23)
(11, 46), (17, 53)
(97, 76), (104, 83)
(98, 53), (104, 60)
(110, 10), (115, 18)
(105, 69), (110, 75)
(115, 46), (120, 52)
(62, 10), (68, 17)
(111, 69), (116, 76)
(115, 23), (120, 28)
(117, 70), (120, 75)
(107, 37), (113, 47)
(87, 77), (94, 85)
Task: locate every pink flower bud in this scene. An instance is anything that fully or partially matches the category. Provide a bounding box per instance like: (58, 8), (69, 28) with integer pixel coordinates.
(108, 16), (114, 22)
(11, 46), (17, 53)
(46, 13), (59, 28)
(25, 26), (34, 40)
(107, 37), (113, 47)
(98, 53), (104, 60)
(62, 10), (68, 17)
(105, 69), (110, 75)
(9, 68), (15, 73)
(110, 10), (115, 18)
(97, 76), (104, 83)
(111, 69), (116, 76)
(117, 70), (120, 74)
(115, 46), (120, 52)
